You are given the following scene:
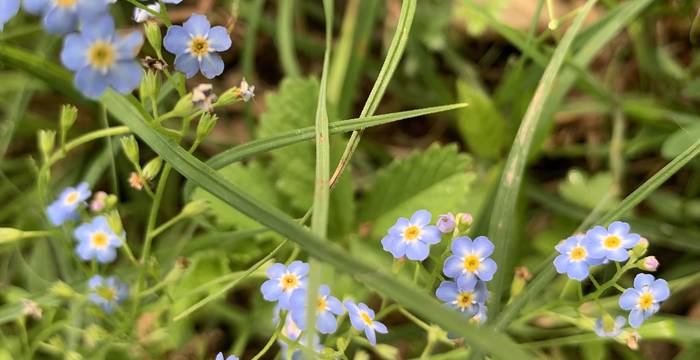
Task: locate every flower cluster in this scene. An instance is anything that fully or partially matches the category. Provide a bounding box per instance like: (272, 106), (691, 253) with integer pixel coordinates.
(552, 221), (671, 341)
(45, 183), (129, 313)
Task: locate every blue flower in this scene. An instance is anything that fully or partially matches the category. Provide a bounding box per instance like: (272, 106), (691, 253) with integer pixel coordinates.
(277, 314), (321, 360)
(435, 279), (487, 316)
(471, 303), (488, 325)
(443, 236), (497, 288)
(60, 15), (143, 98)
(381, 210), (441, 261)
(594, 315), (626, 337)
(619, 273), (670, 328)
(163, 14), (231, 79)
(25, 0), (110, 34)
(215, 353), (237, 360)
(88, 275), (128, 313)
(74, 215), (123, 263)
(343, 300), (388, 345)
(0, 0), (19, 31)
(587, 221), (640, 262)
(436, 212), (456, 234)
(260, 261), (308, 309)
(46, 182), (91, 226)
(289, 285), (344, 334)
(553, 234), (604, 281)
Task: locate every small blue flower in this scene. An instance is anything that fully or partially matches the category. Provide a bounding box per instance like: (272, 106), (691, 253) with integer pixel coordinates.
(74, 215), (123, 263)
(343, 300), (388, 345)
(443, 236), (497, 288)
(381, 210), (441, 261)
(46, 182), (91, 226)
(594, 315), (626, 337)
(553, 234), (604, 281)
(60, 15), (143, 98)
(619, 273), (670, 328)
(0, 0), (20, 31)
(164, 14), (232, 79)
(436, 212), (456, 234)
(25, 0), (110, 34)
(587, 221), (640, 262)
(435, 279), (487, 316)
(277, 314), (320, 360)
(260, 261), (308, 309)
(471, 303), (488, 325)
(215, 353), (238, 360)
(88, 275), (128, 313)
(289, 285), (344, 334)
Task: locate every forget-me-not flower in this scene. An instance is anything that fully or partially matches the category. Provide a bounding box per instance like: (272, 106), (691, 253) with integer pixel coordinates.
(164, 14), (231, 79)
(276, 314), (320, 360)
(587, 221), (640, 262)
(436, 279), (487, 316)
(46, 182), (91, 226)
(60, 15), (143, 98)
(289, 285), (343, 334)
(436, 212), (456, 234)
(74, 215), (123, 263)
(619, 273), (670, 328)
(0, 0), (19, 31)
(381, 210), (441, 261)
(88, 275), (128, 313)
(553, 234), (604, 281)
(343, 300), (388, 345)
(215, 353), (238, 360)
(260, 261), (308, 309)
(594, 315), (626, 337)
(24, 0), (110, 34)
(443, 236), (497, 288)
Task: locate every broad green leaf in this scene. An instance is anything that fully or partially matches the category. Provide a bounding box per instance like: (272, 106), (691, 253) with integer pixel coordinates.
(558, 170), (618, 210)
(259, 77), (355, 236)
(662, 123), (700, 159)
(455, 80), (506, 159)
(192, 161), (283, 230)
(102, 90), (534, 360)
(359, 144), (474, 238)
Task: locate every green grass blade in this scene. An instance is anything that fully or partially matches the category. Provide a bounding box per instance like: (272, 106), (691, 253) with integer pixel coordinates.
(487, 0), (599, 318)
(101, 90), (534, 359)
(277, 0), (301, 77)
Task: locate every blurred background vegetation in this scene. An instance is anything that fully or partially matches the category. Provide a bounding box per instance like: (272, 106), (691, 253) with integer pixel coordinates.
(2, 0), (700, 359)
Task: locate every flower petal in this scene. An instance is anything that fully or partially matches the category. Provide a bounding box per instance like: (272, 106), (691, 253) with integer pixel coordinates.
(200, 54), (225, 79)
(619, 289), (639, 310)
(410, 209), (431, 226)
(208, 26), (232, 52)
(472, 236), (494, 257)
(163, 25), (190, 55)
(183, 13), (210, 37)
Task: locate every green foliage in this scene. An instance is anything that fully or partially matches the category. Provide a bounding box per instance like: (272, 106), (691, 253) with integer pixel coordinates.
(558, 170), (618, 210)
(455, 80), (506, 159)
(359, 144), (474, 238)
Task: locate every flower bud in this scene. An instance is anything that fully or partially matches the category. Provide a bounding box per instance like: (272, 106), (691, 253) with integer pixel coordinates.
(89, 191), (107, 212)
(105, 194), (119, 209)
(631, 237), (649, 257)
(168, 93), (194, 118)
(38, 130), (56, 160)
(508, 266), (532, 301)
(437, 213), (456, 233)
(84, 324), (107, 349)
(144, 21), (162, 57)
(106, 211), (124, 235)
(120, 136), (140, 166)
(625, 331), (640, 350)
(59, 105), (78, 135)
(181, 200), (209, 217)
(142, 157), (162, 181)
(50, 281), (75, 298)
(374, 344), (399, 360)
(140, 70), (159, 102)
(196, 113), (218, 143)
(22, 299), (43, 320)
(0, 227), (25, 243)
(456, 212), (473, 233)
(638, 256), (659, 271)
(129, 172), (145, 190)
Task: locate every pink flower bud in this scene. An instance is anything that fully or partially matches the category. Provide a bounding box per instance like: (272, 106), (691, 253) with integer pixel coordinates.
(641, 256), (659, 271)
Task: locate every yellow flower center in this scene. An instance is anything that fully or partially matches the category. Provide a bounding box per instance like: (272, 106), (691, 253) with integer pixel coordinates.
(569, 246), (587, 261)
(189, 37), (210, 57)
(638, 292), (654, 310)
(359, 311), (373, 326)
(88, 42), (116, 70)
(56, 0), (77, 7)
(317, 297), (327, 312)
(603, 235), (621, 249)
(91, 232), (109, 248)
(403, 225), (421, 242)
(64, 191), (80, 205)
(463, 255), (480, 272)
(280, 274), (299, 291)
(456, 291), (474, 310)
(96, 286), (116, 301)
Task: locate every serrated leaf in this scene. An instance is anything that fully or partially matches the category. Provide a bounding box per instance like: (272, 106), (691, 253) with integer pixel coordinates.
(259, 77), (355, 237)
(455, 80), (506, 159)
(359, 144), (474, 238)
(192, 161), (281, 230)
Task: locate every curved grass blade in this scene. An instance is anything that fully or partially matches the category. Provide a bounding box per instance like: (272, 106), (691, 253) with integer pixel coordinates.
(487, 0), (599, 317)
(101, 90), (534, 359)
